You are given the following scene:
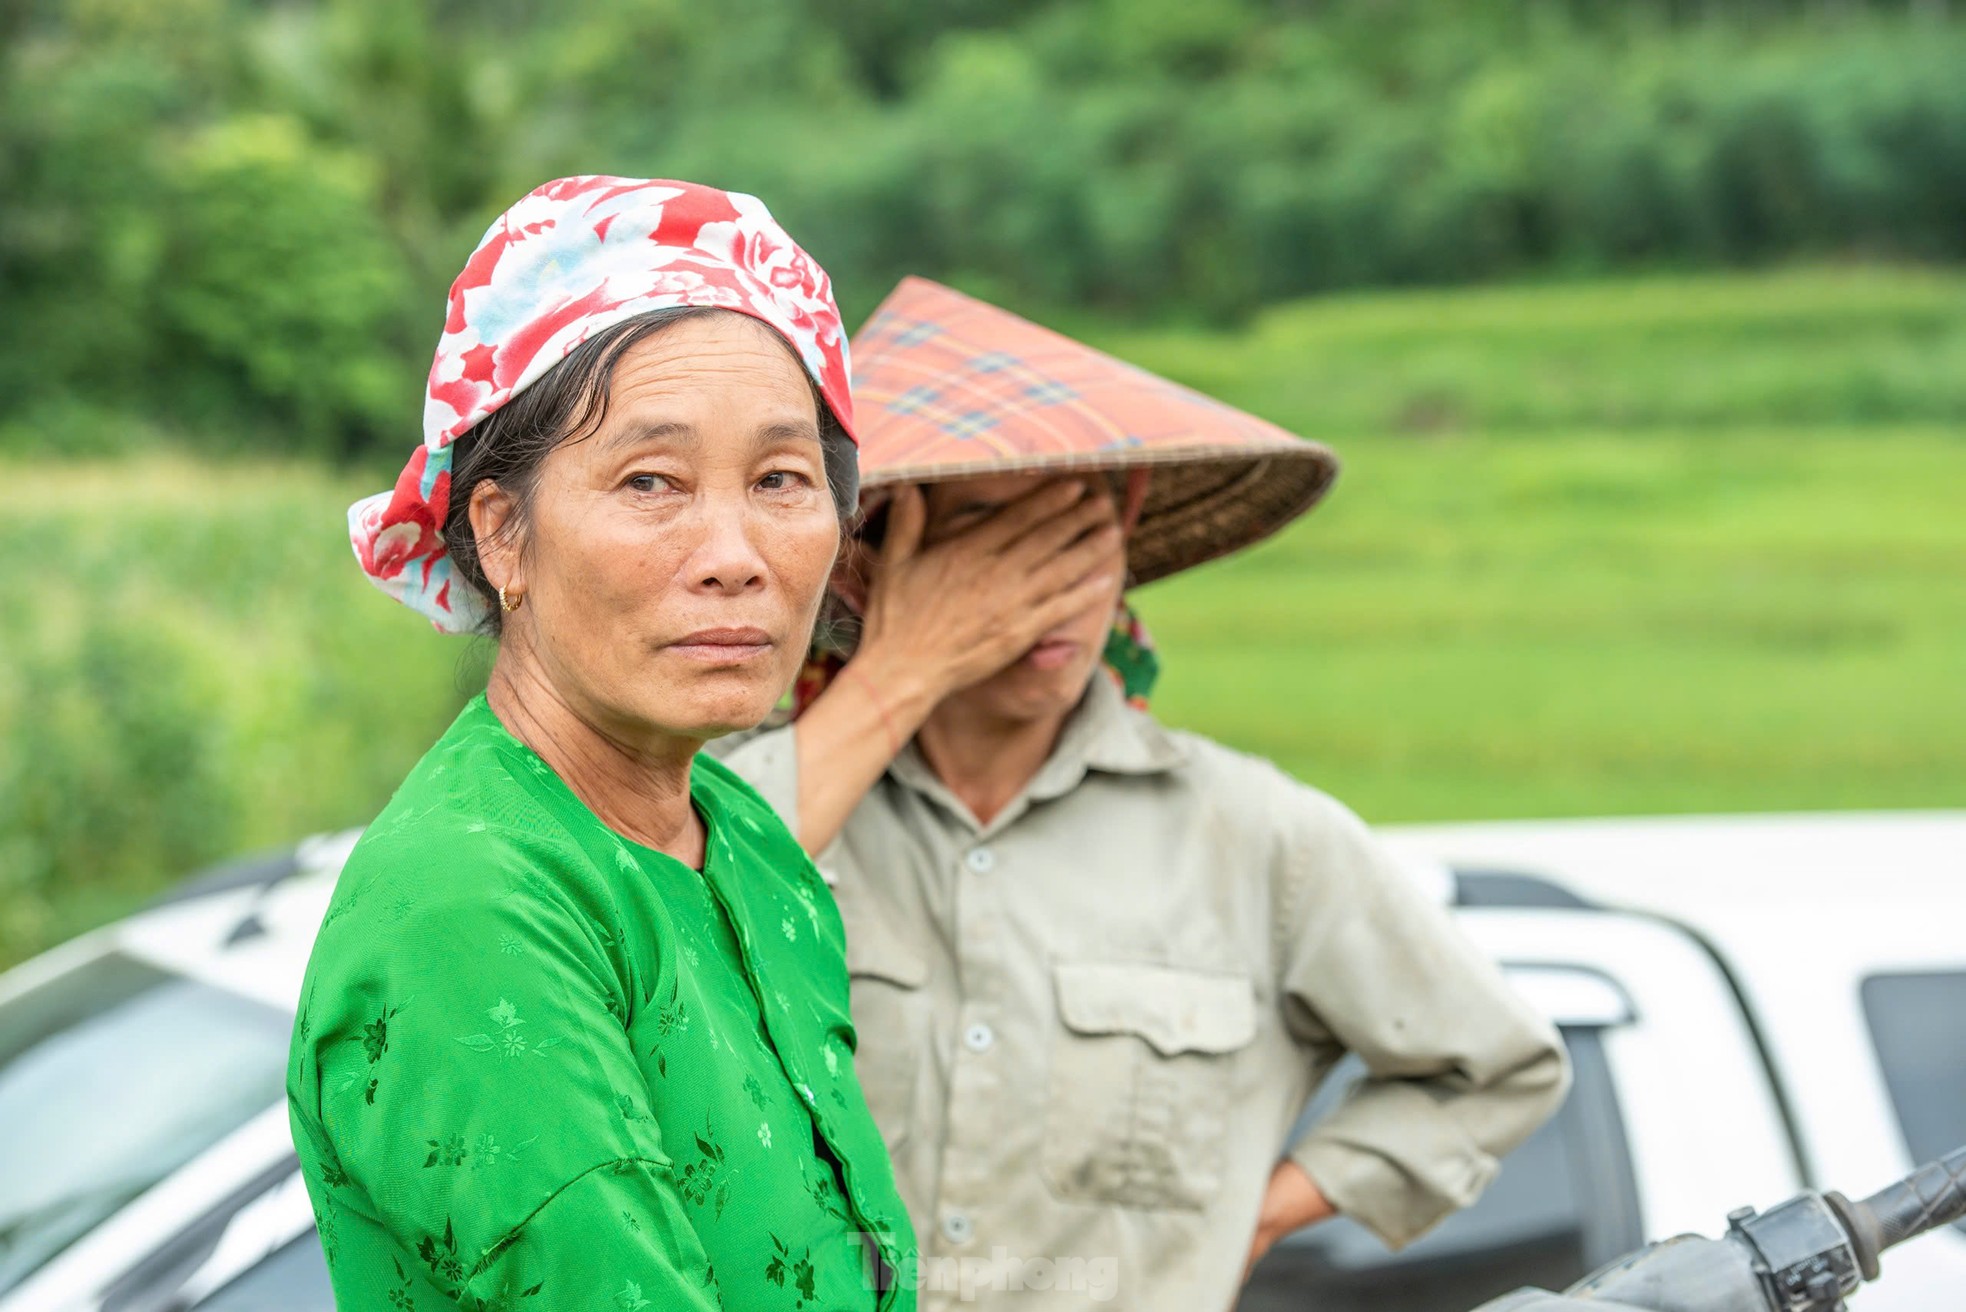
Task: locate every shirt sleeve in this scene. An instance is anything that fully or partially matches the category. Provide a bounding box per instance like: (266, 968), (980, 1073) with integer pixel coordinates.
(293, 836), (720, 1309)
(704, 724), (801, 834)
(1268, 777), (1571, 1250)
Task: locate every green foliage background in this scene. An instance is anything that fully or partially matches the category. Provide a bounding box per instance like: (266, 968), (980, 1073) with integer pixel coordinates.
(3, 1), (1966, 966)
(8, 0), (1966, 460)
(6, 266), (1964, 966)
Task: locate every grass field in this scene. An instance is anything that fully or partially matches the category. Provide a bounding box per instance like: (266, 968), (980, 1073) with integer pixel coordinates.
(1097, 267), (1966, 815)
(0, 458), (478, 965)
(4, 266), (1964, 969)
(1139, 428), (1966, 817)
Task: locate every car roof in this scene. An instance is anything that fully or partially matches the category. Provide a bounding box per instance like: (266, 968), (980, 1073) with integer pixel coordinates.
(1381, 810), (1966, 913)
(1382, 809), (1966, 1195)
(76, 832), (358, 1013)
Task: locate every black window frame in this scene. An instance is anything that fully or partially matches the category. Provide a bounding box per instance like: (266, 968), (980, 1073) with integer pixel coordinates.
(1859, 969), (1966, 1236)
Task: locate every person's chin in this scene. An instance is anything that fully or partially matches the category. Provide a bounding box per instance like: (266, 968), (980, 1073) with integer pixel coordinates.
(979, 660), (1096, 722)
(647, 662), (784, 739)
(671, 702), (778, 742)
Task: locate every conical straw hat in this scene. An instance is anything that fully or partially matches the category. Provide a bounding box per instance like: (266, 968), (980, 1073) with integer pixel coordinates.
(848, 277), (1340, 585)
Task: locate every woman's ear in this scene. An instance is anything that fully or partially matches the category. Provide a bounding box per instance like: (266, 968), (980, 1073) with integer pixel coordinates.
(470, 481), (523, 594)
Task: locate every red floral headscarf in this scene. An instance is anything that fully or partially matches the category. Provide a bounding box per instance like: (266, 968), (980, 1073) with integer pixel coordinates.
(348, 176), (855, 632)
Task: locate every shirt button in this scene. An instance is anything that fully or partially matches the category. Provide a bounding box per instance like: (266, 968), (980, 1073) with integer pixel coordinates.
(964, 847), (995, 874)
(963, 1023), (995, 1053)
(942, 1211), (974, 1244)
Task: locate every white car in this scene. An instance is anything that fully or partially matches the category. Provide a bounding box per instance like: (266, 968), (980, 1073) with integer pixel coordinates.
(0, 813), (1961, 1312)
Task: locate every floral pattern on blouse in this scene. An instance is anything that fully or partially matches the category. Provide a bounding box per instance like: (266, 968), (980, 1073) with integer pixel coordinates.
(288, 696), (913, 1310)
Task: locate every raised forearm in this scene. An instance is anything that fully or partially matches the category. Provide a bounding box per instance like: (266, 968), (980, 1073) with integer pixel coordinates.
(791, 651), (940, 854)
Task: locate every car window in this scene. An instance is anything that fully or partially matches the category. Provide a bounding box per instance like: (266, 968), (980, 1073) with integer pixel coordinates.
(193, 1235), (334, 1312)
(1238, 1026), (1641, 1312)
(0, 950), (290, 1295)
(1861, 970), (1966, 1232)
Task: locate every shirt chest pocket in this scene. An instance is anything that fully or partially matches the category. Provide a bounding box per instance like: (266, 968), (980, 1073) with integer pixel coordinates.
(1042, 961), (1257, 1212)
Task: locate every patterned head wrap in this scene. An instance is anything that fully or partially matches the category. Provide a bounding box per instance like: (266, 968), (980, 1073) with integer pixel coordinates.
(348, 175), (855, 633)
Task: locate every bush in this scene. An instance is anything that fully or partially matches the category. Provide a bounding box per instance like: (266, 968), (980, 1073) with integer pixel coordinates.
(0, 457), (477, 965)
(160, 114), (418, 457)
(10, 3), (1966, 459)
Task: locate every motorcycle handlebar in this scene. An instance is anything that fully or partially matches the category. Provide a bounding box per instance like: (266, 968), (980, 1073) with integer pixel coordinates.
(1472, 1145), (1966, 1312)
(1826, 1143), (1966, 1283)
(1860, 1144), (1966, 1253)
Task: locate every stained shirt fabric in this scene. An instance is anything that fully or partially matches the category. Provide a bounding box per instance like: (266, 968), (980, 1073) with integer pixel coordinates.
(288, 695), (916, 1312)
(715, 674), (1568, 1311)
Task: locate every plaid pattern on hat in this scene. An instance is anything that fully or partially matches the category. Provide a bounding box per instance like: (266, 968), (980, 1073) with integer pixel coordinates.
(850, 278), (1297, 482)
(848, 277), (1337, 586)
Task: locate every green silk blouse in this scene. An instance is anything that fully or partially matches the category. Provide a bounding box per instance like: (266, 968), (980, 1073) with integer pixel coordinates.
(287, 696), (915, 1311)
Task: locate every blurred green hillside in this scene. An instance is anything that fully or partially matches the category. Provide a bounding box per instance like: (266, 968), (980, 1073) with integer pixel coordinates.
(4, 2), (1965, 963)
(8, 0), (1966, 460)
(5, 266), (1964, 968)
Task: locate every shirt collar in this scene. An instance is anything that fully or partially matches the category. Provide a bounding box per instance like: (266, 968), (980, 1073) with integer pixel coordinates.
(887, 673), (1188, 828)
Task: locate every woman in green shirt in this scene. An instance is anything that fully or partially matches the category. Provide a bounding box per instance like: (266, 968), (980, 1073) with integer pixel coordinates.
(288, 177), (914, 1310)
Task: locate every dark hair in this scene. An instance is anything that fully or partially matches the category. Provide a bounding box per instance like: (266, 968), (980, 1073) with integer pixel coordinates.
(442, 306), (858, 636)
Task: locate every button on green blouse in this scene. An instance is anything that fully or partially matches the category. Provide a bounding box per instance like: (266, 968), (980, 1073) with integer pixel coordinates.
(288, 696), (916, 1311)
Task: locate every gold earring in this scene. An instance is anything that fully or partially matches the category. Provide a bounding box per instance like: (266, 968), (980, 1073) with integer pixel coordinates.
(498, 584), (522, 614)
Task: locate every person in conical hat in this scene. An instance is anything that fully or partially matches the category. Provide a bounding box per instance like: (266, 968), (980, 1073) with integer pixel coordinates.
(714, 279), (1569, 1309)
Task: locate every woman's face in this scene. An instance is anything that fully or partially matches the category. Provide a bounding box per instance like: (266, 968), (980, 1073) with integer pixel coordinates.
(487, 313), (840, 744)
(922, 472), (1129, 725)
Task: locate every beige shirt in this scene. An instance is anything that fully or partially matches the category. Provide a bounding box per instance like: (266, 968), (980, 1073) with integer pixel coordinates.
(716, 675), (1568, 1311)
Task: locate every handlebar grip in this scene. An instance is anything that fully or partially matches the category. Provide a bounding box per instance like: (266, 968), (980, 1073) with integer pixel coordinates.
(1860, 1144), (1966, 1253)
